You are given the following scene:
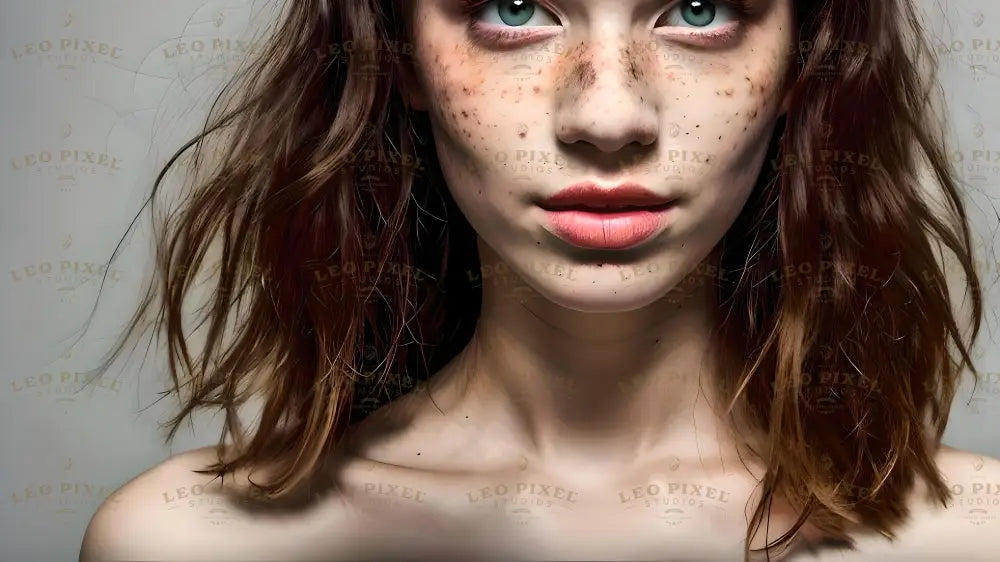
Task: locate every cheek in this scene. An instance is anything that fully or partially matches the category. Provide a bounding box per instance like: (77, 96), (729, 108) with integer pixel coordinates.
(643, 45), (787, 227)
(421, 48), (493, 150)
(413, 37), (527, 219)
(417, 39), (548, 168)
(648, 42), (787, 190)
(417, 46), (567, 215)
(668, 55), (784, 152)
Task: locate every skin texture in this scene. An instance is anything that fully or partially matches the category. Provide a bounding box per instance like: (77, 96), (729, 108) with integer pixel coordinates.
(78, 1), (1000, 561)
(400, 0), (793, 472)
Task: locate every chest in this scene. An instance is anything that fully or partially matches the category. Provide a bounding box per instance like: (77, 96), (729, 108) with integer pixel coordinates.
(333, 471), (806, 561)
(204, 459), (874, 561)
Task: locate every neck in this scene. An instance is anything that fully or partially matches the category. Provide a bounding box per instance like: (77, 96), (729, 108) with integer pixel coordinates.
(438, 239), (751, 475)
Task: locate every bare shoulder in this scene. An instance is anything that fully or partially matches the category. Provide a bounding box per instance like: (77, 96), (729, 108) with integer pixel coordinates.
(928, 445), (1000, 532)
(80, 446), (216, 561)
(79, 445), (364, 562)
(900, 445), (1000, 551)
(804, 446), (1000, 561)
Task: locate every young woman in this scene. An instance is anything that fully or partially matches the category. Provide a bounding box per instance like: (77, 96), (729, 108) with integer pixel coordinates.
(80, 0), (998, 560)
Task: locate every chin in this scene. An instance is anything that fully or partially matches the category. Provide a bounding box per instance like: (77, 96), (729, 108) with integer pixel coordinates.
(518, 268), (690, 313)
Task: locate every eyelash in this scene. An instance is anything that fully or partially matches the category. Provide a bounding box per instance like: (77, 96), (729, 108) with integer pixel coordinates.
(458, 0), (753, 48)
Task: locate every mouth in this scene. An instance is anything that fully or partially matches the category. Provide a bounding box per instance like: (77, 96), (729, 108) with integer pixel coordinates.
(534, 181), (682, 250)
(538, 203), (679, 250)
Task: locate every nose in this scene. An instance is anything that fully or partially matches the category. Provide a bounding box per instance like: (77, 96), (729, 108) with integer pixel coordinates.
(554, 30), (659, 154)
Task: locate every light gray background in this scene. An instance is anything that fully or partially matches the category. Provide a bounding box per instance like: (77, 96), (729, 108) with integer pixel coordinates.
(1, 1), (998, 561)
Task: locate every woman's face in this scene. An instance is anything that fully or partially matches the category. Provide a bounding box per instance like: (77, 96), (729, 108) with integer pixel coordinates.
(406, 0), (794, 312)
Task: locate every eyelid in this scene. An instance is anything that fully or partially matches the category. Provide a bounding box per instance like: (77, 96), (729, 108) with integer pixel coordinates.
(656, 0), (740, 31)
(472, 0), (561, 27)
(466, 0), (564, 48)
(651, 0), (746, 47)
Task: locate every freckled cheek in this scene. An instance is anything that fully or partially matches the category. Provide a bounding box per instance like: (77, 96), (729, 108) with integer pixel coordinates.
(428, 64), (552, 164)
(419, 57), (502, 151)
(669, 63), (783, 153)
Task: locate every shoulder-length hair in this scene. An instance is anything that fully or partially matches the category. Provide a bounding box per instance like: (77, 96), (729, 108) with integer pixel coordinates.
(87, 0), (983, 559)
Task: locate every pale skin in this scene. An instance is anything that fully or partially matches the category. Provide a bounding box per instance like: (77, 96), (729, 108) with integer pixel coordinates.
(80, 0), (1000, 560)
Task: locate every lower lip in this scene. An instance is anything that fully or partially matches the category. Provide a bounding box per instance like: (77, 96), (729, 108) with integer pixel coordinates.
(541, 204), (677, 250)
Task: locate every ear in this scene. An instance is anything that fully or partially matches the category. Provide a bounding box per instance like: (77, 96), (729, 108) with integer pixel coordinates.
(398, 56), (430, 112)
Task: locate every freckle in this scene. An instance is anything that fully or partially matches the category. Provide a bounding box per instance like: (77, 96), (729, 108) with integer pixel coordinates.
(519, 132), (526, 138)
(570, 60), (597, 89)
(533, 86), (540, 94)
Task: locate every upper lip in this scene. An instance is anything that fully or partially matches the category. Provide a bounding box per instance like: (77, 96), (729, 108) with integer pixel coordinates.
(538, 182), (678, 211)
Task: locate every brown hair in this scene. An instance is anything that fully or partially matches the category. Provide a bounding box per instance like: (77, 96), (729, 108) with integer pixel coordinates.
(83, 0), (984, 559)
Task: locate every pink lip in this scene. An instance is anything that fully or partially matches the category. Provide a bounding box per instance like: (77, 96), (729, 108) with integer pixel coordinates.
(539, 182), (679, 250)
(542, 206), (676, 250)
(539, 182), (676, 210)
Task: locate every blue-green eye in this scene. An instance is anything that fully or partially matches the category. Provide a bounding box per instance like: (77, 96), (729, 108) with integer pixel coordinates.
(478, 0), (559, 28)
(498, 0), (533, 26)
(680, 0), (716, 27)
(659, 0), (738, 30)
